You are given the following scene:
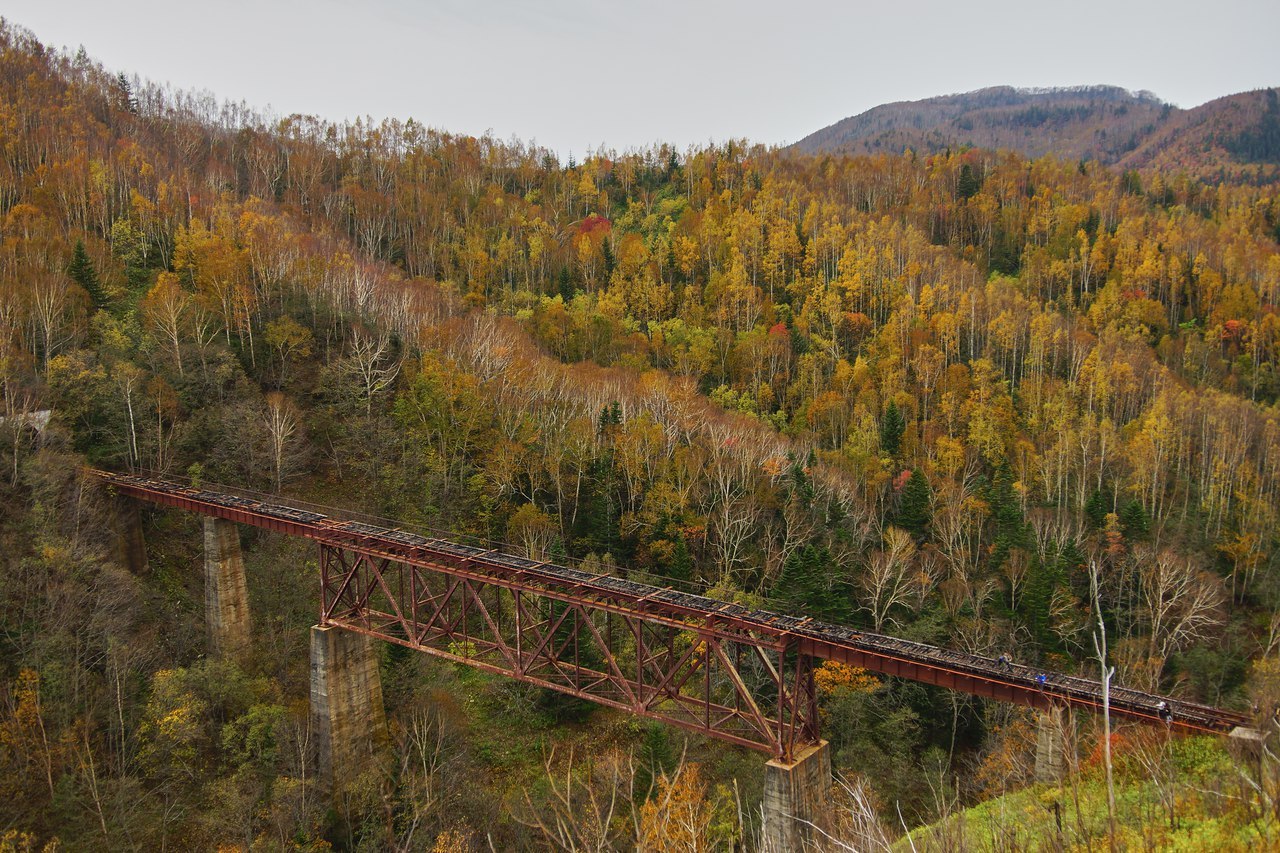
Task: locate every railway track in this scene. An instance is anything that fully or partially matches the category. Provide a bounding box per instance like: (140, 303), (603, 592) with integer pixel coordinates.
(93, 469), (1251, 736)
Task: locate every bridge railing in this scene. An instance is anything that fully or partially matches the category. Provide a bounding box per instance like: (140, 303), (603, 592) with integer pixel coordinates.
(96, 468), (1252, 741)
(124, 466), (709, 593)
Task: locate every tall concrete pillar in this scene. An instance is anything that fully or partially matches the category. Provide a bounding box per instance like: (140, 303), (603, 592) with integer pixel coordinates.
(112, 497), (148, 574)
(310, 624), (388, 793)
(761, 740), (831, 852)
(204, 517), (251, 657)
(1229, 726), (1266, 785)
(1035, 705), (1068, 783)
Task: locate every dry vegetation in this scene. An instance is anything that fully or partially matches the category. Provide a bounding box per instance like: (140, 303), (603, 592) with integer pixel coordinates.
(1, 19), (1279, 850)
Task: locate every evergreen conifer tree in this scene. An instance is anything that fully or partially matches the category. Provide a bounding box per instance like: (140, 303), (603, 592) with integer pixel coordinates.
(557, 266), (574, 300)
(635, 722), (675, 799)
(1023, 550), (1064, 648)
(775, 545), (848, 622)
(601, 238), (615, 277)
(984, 463), (1027, 569)
(574, 454), (620, 557)
(598, 401), (622, 434)
(897, 469), (932, 537)
(67, 240), (107, 310)
(669, 537), (693, 583)
(116, 72), (138, 114)
(988, 463), (1024, 532)
(1085, 489), (1108, 528)
(880, 400), (905, 457)
(787, 452), (814, 507)
(1120, 499), (1150, 538)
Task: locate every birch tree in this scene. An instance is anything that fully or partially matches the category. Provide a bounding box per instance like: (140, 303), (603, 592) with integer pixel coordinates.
(262, 392), (302, 493)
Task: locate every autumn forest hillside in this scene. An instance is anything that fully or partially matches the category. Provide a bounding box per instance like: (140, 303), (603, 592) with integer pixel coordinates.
(2, 19), (1280, 851)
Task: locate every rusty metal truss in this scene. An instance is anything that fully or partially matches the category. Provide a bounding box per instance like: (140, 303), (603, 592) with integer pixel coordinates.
(91, 469), (1250, 747)
(320, 543), (819, 757)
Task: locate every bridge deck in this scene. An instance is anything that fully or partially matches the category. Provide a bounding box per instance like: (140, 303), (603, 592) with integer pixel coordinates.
(93, 469), (1249, 736)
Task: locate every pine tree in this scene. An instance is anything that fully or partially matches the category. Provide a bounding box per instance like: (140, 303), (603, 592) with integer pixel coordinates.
(598, 401), (622, 435)
(774, 545), (848, 622)
(897, 469), (932, 537)
(601, 238), (615, 277)
(775, 546), (818, 611)
(669, 537), (693, 583)
(550, 536), (569, 564)
(988, 463), (1024, 532)
(665, 242), (681, 282)
(880, 400), (905, 457)
(787, 452), (814, 507)
(1023, 550), (1065, 649)
(1085, 489), (1108, 528)
(1119, 499), (1150, 539)
(557, 266), (574, 301)
(635, 722), (675, 799)
(1058, 539), (1087, 590)
(67, 240), (107, 310)
(573, 455), (620, 557)
(957, 164), (981, 200)
(116, 72), (138, 114)
(984, 463), (1027, 570)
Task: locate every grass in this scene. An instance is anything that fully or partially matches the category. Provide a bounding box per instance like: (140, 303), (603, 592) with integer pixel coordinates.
(900, 736), (1280, 852)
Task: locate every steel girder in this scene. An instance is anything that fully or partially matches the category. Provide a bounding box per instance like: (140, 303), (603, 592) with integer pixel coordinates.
(318, 543), (820, 759)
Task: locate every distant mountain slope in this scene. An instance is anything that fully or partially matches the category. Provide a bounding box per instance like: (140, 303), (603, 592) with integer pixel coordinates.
(792, 86), (1170, 161)
(793, 85), (1280, 176)
(1117, 88), (1280, 175)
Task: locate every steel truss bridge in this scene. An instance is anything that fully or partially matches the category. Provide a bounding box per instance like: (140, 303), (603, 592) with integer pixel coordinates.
(94, 470), (1248, 760)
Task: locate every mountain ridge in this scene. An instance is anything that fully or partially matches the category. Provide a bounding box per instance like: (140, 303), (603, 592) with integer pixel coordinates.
(792, 84), (1280, 177)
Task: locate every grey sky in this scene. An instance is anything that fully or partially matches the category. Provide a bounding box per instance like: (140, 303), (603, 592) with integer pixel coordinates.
(6, 0), (1278, 157)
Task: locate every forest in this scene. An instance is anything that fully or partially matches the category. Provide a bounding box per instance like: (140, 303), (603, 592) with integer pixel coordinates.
(2, 19), (1280, 851)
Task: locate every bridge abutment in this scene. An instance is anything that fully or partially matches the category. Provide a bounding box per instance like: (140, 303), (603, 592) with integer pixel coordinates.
(761, 740), (831, 852)
(1035, 705), (1068, 783)
(310, 624), (388, 793)
(204, 517), (251, 657)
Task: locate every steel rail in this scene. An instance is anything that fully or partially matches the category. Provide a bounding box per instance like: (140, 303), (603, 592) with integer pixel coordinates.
(93, 469), (1250, 737)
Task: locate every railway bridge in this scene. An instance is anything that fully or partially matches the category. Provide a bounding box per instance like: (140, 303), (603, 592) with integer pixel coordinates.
(94, 469), (1251, 850)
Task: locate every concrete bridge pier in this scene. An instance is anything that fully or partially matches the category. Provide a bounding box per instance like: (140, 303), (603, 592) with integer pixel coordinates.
(1228, 726), (1266, 786)
(204, 517), (252, 657)
(761, 740), (831, 852)
(310, 624), (388, 793)
(112, 497), (148, 574)
(1035, 705), (1068, 783)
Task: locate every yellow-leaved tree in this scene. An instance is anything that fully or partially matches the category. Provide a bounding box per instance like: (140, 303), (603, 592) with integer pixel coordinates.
(638, 763), (714, 852)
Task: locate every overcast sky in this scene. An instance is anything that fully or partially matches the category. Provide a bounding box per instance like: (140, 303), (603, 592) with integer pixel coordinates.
(6, 0), (1278, 156)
